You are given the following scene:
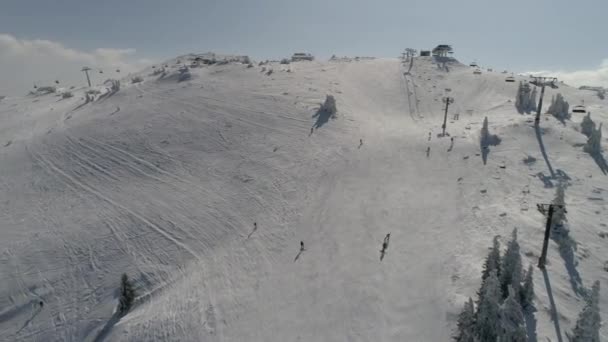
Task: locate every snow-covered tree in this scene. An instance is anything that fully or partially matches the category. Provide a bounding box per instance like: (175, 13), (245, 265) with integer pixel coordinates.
(499, 285), (527, 342)
(581, 112), (596, 137)
(477, 236), (501, 311)
(552, 181), (567, 228)
(528, 86), (537, 112)
(454, 297), (477, 342)
(482, 236), (501, 283)
(500, 229), (522, 300)
(571, 281), (601, 342)
(520, 265), (534, 310)
(547, 93), (570, 122)
(118, 273), (136, 315)
(475, 270), (501, 341)
(584, 123), (603, 156)
(515, 82), (529, 114)
(320, 95), (337, 118)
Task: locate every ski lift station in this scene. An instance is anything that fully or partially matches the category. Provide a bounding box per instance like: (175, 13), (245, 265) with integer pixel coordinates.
(291, 53), (314, 62)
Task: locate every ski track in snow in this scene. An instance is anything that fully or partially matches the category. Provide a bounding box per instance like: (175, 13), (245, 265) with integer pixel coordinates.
(1, 55), (607, 341)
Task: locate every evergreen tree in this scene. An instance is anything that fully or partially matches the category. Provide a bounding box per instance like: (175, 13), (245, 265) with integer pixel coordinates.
(118, 273), (136, 315)
(482, 236), (501, 283)
(547, 93), (570, 122)
(581, 112), (596, 138)
(572, 281), (601, 342)
(529, 86), (537, 112)
(500, 229), (522, 300)
(520, 265), (535, 310)
(499, 285), (527, 342)
(475, 270), (501, 341)
(515, 82), (524, 114)
(584, 123), (603, 156)
(477, 236), (501, 309)
(454, 297), (477, 342)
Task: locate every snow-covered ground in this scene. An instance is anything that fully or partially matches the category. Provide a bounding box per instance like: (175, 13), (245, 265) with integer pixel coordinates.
(1, 54), (607, 341)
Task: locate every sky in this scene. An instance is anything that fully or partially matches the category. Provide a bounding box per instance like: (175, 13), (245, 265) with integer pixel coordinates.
(1, 0), (607, 95)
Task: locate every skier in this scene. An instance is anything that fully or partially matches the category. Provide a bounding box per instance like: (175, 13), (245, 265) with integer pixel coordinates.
(300, 241), (305, 251)
(426, 146), (431, 157)
(359, 139), (363, 148)
(39, 301), (44, 308)
(428, 132), (431, 141)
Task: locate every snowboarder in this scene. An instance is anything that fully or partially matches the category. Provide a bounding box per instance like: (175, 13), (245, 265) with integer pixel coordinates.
(300, 241), (305, 251)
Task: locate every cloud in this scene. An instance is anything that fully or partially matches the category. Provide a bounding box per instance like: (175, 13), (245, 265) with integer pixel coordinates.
(525, 59), (608, 88)
(0, 33), (152, 95)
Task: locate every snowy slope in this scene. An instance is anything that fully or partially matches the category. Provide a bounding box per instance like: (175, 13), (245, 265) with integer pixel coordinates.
(1, 54), (607, 341)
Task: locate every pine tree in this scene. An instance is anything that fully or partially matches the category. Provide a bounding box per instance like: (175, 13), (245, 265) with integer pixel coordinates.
(475, 270), (501, 341)
(584, 123), (603, 156)
(454, 297), (476, 342)
(547, 93), (570, 122)
(477, 236), (501, 310)
(118, 273), (136, 315)
(529, 87), (537, 112)
(581, 112), (596, 138)
(499, 285), (527, 342)
(500, 229), (522, 300)
(572, 281), (601, 342)
(520, 265), (535, 310)
(482, 236), (501, 282)
(515, 82), (524, 114)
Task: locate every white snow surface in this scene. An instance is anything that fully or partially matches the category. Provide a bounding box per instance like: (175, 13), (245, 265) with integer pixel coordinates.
(1, 55), (607, 341)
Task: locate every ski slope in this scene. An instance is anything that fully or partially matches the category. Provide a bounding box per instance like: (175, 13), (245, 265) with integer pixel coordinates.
(0, 54), (607, 341)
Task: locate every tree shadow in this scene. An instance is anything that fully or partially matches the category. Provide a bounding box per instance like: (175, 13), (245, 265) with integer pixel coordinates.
(541, 268), (564, 342)
(589, 151), (608, 175)
(312, 107), (333, 129)
(550, 181), (585, 297)
(92, 311), (121, 342)
(480, 117), (501, 165)
(534, 124), (556, 178)
(523, 307), (538, 342)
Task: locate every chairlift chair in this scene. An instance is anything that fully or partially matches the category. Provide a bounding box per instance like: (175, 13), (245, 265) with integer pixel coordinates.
(572, 105), (586, 113)
(572, 103), (586, 113)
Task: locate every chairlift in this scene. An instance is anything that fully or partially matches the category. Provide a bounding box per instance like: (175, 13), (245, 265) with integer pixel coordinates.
(572, 105), (586, 113)
(505, 76), (515, 82)
(573, 101), (586, 113)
